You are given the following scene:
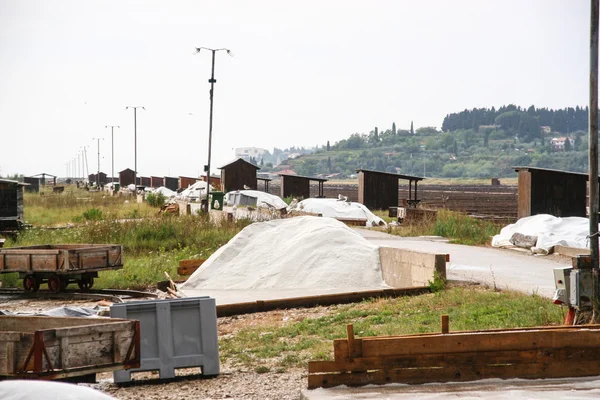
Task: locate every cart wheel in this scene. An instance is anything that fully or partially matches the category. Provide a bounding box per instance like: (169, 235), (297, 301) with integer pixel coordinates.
(48, 274), (62, 293)
(23, 275), (40, 292)
(77, 276), (94, 291)
(60, 276), (69, 291)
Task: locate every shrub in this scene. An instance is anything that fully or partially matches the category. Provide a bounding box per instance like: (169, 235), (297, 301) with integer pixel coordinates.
(81, 208), (103, 221)
(146, 192), (166, 208)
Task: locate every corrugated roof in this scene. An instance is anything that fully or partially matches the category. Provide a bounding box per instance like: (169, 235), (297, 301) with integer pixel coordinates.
(356, 169), (424, 181)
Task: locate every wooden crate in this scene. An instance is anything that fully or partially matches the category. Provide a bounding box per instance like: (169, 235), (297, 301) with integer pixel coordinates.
(308, 319), (600, 389)
(0, 244), (123, 273)
(0, 315), (140, 379)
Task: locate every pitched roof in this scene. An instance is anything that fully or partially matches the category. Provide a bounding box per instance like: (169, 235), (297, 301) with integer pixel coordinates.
(218, 157), (260, 170)
(356, 169), (424, 181)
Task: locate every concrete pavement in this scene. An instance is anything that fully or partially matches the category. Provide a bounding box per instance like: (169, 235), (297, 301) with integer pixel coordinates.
(356, 228), (571, 298)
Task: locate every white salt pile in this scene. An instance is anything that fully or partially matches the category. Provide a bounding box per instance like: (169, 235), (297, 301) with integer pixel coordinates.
(179, 216), (386, 292)
(291, 198), (386, 227)
(225, 189), (288, 210)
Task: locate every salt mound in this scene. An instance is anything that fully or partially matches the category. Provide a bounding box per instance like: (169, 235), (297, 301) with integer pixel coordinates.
(179, 216), (386, 291)
(292, 198), (386, 227)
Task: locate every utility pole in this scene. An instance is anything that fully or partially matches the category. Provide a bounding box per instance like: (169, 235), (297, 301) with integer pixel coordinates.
(589, 0), (599, 321)
(83, 146), (89, 180)
(125, 107), (145, 188)
(105, 125), (120, 185)
(92, 138), (104, 187)
(195, 47), (232, 212)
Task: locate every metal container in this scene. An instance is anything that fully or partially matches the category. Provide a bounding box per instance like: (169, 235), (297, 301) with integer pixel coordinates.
(110, 297), (219, 382)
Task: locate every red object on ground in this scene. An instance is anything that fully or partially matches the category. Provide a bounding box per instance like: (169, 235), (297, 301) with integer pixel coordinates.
(565, 307), (576, 325)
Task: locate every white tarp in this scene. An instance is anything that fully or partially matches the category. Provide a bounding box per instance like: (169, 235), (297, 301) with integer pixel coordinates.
(146, 186), (177, 198)
(225, 190), (288, 210)
(179, 216), (386, 292)
(290, 198), (386, 227)
(491, 214), (591, 253)
(0, 381), (115, 400)
(177, 180), (213, 201)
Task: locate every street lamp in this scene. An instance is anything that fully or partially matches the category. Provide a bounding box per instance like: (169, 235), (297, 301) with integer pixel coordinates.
(195, 47), (233, 212)
(105, 125), (120, 185)
(92, 138), (104, 187)
(125, 106), (145, 188)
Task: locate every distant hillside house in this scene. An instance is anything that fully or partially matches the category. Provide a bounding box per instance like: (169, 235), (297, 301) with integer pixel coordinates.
(551, 137), (574, 151)
(235, 147), (268, 161)
(540, 126), (552, 135)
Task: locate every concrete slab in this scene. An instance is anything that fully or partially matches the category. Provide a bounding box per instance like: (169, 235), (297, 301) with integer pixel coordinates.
(301, 377), (600, 399)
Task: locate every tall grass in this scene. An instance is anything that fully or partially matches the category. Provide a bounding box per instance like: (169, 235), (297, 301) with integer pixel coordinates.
(2, 215), (251, 288)
(383, 209), (502, 245)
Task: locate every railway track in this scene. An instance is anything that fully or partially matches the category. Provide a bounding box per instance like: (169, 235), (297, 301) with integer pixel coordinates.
(0, 287), (158, 303)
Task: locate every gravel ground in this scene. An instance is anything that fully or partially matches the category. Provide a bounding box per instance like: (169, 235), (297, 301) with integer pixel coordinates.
(1, 296), (324, 400)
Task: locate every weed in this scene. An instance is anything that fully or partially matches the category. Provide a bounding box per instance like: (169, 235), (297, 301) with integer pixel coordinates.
(81, 208), (103, 221)
(428, 270), (447, 293)
(146, 192), (166, 208)
(254, 366), (270, 374)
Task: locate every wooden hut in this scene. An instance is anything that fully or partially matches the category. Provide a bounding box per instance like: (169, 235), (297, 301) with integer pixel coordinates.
(119, 168), (135, 187)
(218, 158), (260, 192)
(164, 176), (179, 191)
(23, 177), (40, 193)
(279, 173), (327, 199)
(150, 176), (164, 188)
(88, 172), (108, 185)
(140, 177), (151, 187)
(0, 179), (26, 230)
(514, 166), (589, 218)
(179, 176), (198, 190)
(357, 169), (424, 211)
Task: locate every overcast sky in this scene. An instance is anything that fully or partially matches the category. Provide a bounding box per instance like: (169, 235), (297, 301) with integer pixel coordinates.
(0, 0), (591, 178)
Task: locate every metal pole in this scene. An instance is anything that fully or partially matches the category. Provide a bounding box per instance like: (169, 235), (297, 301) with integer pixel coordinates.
(83, 147), (89, 180)
(97, 138), (101, 186)
(590, 0), (599, 320)
(126, 107), (144, 189)
(205, 49), (216, 212)
(106, 126), (119, 185)
(134, 108), (137, 187)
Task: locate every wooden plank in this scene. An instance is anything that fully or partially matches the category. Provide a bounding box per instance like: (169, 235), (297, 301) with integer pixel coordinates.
(308, 360), (600, 389)
(53, 321), (135, 338)
(360, 329), (600, 357)
(179, 259), (206, 268)
(309, 347), (600, 373)
(441, 314), (449, 334)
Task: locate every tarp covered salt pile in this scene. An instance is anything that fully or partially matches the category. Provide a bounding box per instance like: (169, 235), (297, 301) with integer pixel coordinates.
(177, 180), (213, 201)
(290, 198), (386, 227)
(225, 189), (287, 210)
(492, 214), (591, 254)
(179, 216), (388, 301)
(146, 186), (177, 198)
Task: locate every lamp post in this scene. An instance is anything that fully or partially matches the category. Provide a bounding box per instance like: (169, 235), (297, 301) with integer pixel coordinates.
(92, 138), (104, 187)
(105, 125), (120, 185)
(195, 47), (232, 212)
(125, 106), (145, 188)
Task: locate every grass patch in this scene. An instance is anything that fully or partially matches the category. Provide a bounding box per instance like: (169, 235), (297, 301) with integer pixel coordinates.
(382, 209), (502, 245)
(218, 286), (563, 370)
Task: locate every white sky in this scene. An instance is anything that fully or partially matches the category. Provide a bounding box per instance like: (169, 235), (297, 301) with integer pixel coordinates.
(0, 0), (591, 178)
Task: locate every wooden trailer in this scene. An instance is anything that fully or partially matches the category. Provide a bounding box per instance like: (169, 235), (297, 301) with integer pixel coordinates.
(0, 315), (140, 380)
(0, 244), (123, 293)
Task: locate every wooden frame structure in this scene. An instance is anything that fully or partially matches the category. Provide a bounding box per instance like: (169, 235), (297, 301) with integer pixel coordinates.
(357, 169), (424, 211)
(308, 320), (600, 389)
(218, 158), (260, 192)
(514, 166), (589, 218)
(279, 173), (327, 199)
(257, 176), (272, 192)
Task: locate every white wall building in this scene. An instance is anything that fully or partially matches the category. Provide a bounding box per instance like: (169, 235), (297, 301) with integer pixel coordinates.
(234, 147), (268, 161)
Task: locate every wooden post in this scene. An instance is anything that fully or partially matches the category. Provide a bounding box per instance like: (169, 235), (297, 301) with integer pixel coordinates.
(347, 324), (355, 358)
(441, 315), (449, 334)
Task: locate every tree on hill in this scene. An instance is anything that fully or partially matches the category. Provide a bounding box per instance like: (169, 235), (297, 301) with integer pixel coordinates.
(326, 140), (330, 151)
(410, 121), (414, 135)
(392, 122), (396, 135)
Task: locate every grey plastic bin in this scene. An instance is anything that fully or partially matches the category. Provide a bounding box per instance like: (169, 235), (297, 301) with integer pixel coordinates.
(110, 297), (219, 382)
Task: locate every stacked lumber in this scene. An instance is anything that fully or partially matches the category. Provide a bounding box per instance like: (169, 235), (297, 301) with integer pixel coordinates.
(308, 318), (600, 389)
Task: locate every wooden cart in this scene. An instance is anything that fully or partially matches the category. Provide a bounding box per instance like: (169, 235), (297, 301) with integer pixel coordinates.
(0, 315), (140, 380)
(0, 244), (123, 293)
